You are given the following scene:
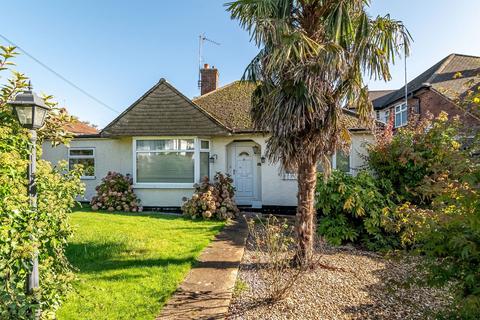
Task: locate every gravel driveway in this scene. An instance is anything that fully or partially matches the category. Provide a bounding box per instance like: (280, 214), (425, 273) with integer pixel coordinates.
(228, 241), (453, 319)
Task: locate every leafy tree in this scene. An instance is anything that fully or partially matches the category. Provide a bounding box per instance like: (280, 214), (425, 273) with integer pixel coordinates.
(226, 0), (410, 262)
(0, 45), (84, 319)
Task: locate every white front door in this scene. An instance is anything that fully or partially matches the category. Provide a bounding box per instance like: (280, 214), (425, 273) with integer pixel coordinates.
(233, 146), (255, 199)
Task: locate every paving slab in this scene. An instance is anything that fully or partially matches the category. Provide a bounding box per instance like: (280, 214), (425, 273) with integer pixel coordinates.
(157, 217), (248, 320)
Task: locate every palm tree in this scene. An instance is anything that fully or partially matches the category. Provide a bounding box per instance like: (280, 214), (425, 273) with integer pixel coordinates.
(226, 0), (411, 263)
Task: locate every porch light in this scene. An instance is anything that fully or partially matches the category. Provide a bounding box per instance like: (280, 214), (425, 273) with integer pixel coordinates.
(252, 145), (260, 155)
(209, 154), (218, 163)
(261, 156), (266, 164)
(10, 86), (50, 129)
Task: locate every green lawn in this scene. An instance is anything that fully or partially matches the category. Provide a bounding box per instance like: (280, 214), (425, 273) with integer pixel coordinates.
(57, 209), (224, 320)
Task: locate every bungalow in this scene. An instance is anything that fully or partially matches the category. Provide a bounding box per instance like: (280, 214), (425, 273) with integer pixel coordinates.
(42, 65), (374, 209)
(370, 53), (480, 129)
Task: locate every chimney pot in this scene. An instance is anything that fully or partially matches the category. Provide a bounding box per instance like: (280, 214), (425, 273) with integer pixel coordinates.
(204, 63), (209, 69)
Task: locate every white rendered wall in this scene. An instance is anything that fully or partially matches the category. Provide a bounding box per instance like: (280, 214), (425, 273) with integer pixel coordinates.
(41, 132), (373, 208)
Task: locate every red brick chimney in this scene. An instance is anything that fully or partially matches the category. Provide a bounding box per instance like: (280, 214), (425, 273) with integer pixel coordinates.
(200, 63), (218, 95)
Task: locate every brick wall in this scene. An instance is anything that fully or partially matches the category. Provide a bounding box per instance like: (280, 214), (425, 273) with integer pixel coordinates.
(200, 64), (219, 95)
(384, 89), (480, 127)
(415, 89), (480, 126)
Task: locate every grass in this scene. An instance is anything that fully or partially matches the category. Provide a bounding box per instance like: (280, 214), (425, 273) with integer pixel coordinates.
(233, 279), (249, 297)
(57, 208), (225, 320)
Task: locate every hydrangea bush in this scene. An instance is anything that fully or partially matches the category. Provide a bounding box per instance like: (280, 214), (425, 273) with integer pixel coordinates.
(90, 172), (142, 212)
(182, 172), (239, 220)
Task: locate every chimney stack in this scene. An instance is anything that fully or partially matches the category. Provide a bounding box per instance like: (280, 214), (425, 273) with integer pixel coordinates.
(200, 63), (218, 95)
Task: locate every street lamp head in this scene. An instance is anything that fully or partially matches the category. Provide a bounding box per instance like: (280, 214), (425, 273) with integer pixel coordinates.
(9, 88), (50, 130)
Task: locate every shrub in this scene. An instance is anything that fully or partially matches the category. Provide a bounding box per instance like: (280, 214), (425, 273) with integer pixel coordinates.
(368, 108), (480, 317)
(368, 112), (476, 205)
(418, 183), (480, 319)
(1, 45), (84, 319)
(90, 171), (142, 212)
(316, 170), (417, 250)
(246, 215), (311, 302)
(182, 172), (239, 220)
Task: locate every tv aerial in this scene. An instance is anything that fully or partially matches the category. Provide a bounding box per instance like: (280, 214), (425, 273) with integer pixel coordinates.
(198, 33), (220, 89)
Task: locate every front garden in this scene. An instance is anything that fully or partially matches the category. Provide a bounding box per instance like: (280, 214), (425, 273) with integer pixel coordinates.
(57, 208), (224, 320)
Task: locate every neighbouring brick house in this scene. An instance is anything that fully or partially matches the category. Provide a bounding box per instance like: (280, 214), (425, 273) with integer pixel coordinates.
(370, 53), (480, 129)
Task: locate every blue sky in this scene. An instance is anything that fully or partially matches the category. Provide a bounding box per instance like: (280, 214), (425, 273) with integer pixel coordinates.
(2, 1), (479, 128)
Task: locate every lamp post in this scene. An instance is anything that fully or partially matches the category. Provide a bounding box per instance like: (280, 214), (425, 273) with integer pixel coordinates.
(9, 84), (50, 319)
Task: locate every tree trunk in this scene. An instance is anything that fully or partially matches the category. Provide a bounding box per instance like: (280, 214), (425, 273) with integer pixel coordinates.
(295, 159), (317, 265)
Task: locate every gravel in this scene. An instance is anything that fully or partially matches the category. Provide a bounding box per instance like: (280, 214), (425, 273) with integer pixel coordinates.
(228, 236), (453, 320)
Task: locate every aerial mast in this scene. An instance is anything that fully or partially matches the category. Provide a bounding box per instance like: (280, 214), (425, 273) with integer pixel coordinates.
(198, 33), (220, 89)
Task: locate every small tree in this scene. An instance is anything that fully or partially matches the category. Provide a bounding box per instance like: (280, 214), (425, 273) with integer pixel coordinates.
(0, 45), (83, 318)
(227, 0), (410, 263)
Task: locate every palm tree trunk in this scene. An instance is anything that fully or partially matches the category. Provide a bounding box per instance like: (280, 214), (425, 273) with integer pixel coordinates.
(295, 159), (317, 264)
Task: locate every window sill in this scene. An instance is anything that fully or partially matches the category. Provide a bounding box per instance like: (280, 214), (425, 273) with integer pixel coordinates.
(133, 183), (195, 189)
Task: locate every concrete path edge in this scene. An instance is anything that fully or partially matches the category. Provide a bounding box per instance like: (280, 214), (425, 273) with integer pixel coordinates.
(157, 217), (248, 320)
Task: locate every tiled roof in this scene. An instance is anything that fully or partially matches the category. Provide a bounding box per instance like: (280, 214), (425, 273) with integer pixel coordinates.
(373, 53), (480, 109)
(101, 79), (228, 137)
(193, 81), (371, 132)
(193, 81), (257, 132)
(368, 90), (395, 102)
(65, 121), (99, 136)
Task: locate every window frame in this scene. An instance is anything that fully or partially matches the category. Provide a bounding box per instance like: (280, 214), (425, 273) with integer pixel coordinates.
(394, 103), (408, 128)
(199, 140), (211, 181)
(333, 149), (351, 175)
(132, 137), (211, 188)
(384, 109), (391, 124)
(68, 147), (96, 180)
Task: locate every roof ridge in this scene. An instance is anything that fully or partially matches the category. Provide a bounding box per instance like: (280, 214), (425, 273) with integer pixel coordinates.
(192, 81), (242, 101)
(426, 54), (455, 84)
(449, 53), (480, 59)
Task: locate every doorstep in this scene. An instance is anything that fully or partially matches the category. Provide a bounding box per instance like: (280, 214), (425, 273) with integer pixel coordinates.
(157, 216), (249, 320)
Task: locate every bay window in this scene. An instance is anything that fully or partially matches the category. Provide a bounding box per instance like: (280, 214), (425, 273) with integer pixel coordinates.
(394, 103), (408, 127)
(134, 138), (210, 186)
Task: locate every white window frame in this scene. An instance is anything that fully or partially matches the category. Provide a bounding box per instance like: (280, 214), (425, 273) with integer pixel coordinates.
(384, 109), (391, 124)
(132, 137), (211, 189)
(394, 103), (408, 128)
(199, 140), (211, 181)
(68, 147), (95, 180)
